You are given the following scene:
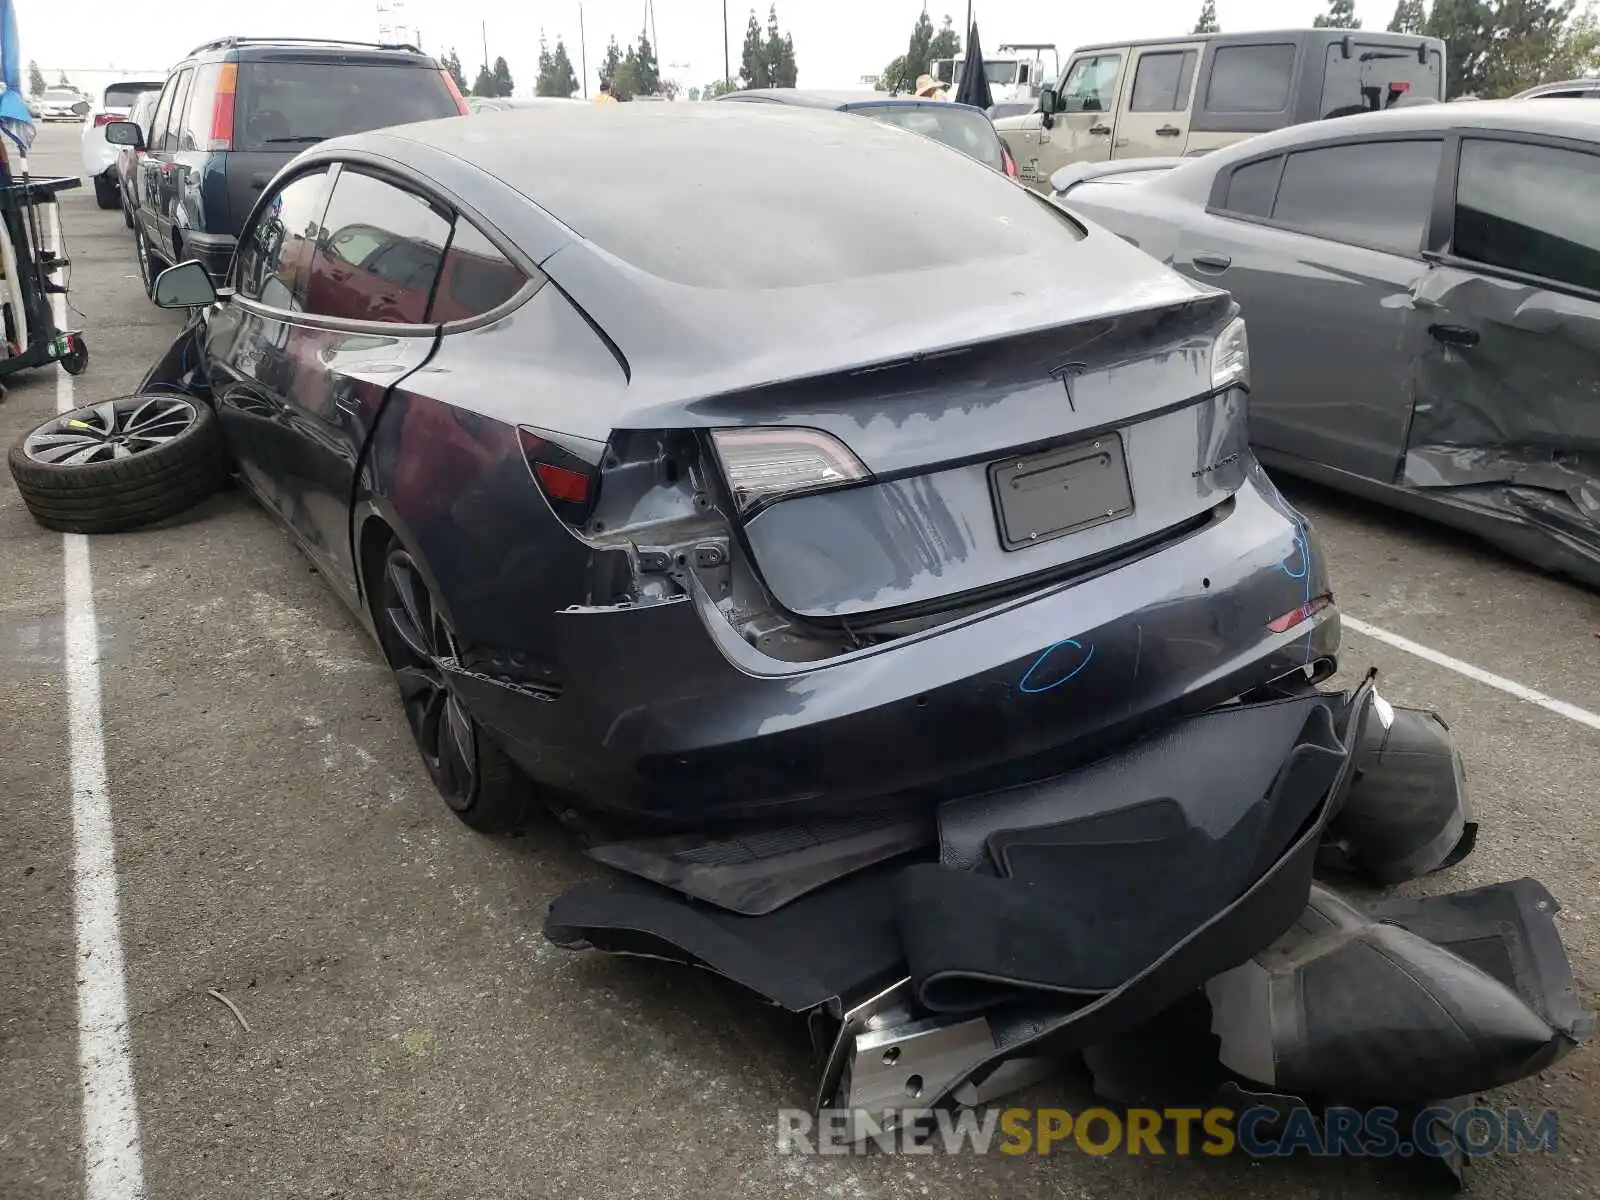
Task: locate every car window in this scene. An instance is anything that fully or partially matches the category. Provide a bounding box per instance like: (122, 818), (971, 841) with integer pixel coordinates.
(1205, 44), (1296, 113)
(1220, 154), (1284, 217)
(1130, 51), (1198, 113)
(304, 171), (452, 324)
(131, 91), (158, 137)
(146, 78), (178, 152)
(1453, 138), (1600, 294)
(431, 221), (527, 322)
(43, 89), (81, 102)
(1058, 54), (1123, 114)
(178, 63), (228, 152)
(104, 83), (160, 110)
(1320, 43), (1443, 118)
(852, 104), (1005, 171)
(234, 61), (457, 151)
(157, 69), (193, 152)
(1267, 140), (1442, 255)
(235, 169), (333, 311)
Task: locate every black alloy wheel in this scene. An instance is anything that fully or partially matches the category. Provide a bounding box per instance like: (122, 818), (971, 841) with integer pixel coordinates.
(375, 544), (533, 833)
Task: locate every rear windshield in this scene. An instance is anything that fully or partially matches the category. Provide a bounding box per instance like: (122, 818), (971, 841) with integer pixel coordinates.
(852, 104), (1004, 171)
(234, 60), (456, 150)
(43, 89), (81, 102)
(105, 83), (161, 109)
(1320, 43), (1444, 118)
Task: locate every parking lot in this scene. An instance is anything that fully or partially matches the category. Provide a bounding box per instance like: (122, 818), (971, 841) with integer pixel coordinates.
(3, 119), (1599, 1199)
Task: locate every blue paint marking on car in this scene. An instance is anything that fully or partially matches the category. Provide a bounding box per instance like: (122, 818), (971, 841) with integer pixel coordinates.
(1019, 638), (1096, 694)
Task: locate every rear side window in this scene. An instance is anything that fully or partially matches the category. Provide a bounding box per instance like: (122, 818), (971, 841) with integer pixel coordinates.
(1130, 51), (1198, 113)
(1453, 139), (1600, 294)
(853, 105), (1004, 171)
(146, 80), (177, 149)
(157, 69), (193, 152)
(235, 169), (332, 310)
(235, 61), (457, 150)
(1319, 43), (1443, 118)
(1270, 140), (1442, 254)
(431, 222), (527, 322)
(179, 64), (227, 152)
(1221, 155), (1284, 217)
(1206, 44), (1296, 113)
(304, 170), (452, 324)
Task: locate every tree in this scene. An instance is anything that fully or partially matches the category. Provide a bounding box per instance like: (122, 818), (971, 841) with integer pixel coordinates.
(441, 48), (467, 94)
(905, 8), (936, 82)
(877, 54), (911, 92)
(1387, 0), (1428, 32)
(1426, 0), (1495, 94)
(490, 56), (514, 97)
(703, 77), (740, 98)
(600, 35), (624, 92)
(929, 14), (962, 63)
(740, 10), (769, 88)
(28, 60), (46, 96)
(624, 32), (662, 98)
(1314, 0), (1362, 27)
(689, 85), (703, 101)
(1484, 0), (1579, 95)
(1193, 0), (1221, 33)
(762, 4), (798, 87)
(471, 63), (495, 96)
(56, 70), (72, 87)
(549, 39), (580, 98)
(1549, 1), (1600, 77)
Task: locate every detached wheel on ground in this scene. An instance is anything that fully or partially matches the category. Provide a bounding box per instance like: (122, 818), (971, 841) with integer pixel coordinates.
(8, 395), (228, 534)
(92, 173), (119, 210)
(373, 541), (536, 834)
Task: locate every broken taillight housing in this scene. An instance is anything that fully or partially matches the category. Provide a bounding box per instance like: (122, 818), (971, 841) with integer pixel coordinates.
(1268, 593), (1333, 634)
(518, 426), (603, 526)
(1211, 316), (1250, 393)
(710, 427), (871, 514)
(1002, 144), (1020, 179)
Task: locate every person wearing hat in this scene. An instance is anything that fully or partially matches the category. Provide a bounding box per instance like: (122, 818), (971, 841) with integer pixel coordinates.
(913, 73), (950, 100)
(595, 80), (619, 104)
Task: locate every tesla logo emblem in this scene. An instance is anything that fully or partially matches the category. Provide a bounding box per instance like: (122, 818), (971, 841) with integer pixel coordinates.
(1049, 362), (1088, 412)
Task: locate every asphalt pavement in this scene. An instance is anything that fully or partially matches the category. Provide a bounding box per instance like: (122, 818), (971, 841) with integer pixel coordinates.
(3, 122), (1599, 1200)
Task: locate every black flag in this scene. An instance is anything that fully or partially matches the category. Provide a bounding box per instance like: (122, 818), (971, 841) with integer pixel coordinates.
(955, 20), (993, 110)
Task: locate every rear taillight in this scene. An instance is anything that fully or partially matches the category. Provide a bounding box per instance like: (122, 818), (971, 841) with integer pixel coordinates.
(1002, 144), (1019, 178)
(519, 427), (603, 525)
(1268, 594), (1333, 634)
(209, 63), (238, 151)
(441, 69), (470, 115)
(93, 113), (119, 128)
(710, 427), (870, 514)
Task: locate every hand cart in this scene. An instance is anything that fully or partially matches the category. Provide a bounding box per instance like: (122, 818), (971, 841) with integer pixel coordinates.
(0, 147), (86, 395)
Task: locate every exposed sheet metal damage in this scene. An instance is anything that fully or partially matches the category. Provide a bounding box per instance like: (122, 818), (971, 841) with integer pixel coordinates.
(544, 673), (1590, 1181)
(1407, 268), (1600, 585)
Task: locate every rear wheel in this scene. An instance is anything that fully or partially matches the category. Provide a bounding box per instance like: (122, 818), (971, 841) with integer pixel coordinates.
(122, 196), (135, 230)
(93, 173), (119, 210)
(133, 225), (155, 299)
(374, 544), (535, 834)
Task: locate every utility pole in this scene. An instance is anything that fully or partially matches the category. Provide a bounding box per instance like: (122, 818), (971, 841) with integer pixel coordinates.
(579, 2), (589, 97)
(480, 20), (489, 84)
(723, 0), (731, 87)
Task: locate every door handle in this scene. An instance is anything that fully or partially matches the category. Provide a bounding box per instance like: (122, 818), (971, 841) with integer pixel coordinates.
(1156, 124), (1182, 137)
(1429, 323), (1479, 347)
(1089, 122), (1112, 136)
(1191, 251), (1233, 273)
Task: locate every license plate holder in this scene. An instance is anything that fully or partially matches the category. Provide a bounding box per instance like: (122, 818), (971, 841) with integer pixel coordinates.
(989, 434), (1133, 551)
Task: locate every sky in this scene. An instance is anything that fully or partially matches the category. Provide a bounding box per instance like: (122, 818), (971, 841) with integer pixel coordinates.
(17, 0), (1406, 96)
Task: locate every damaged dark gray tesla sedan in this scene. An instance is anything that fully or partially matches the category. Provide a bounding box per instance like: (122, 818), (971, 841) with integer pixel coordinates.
(1051, 100), (1600, 590)
(10, 103), (1588, 1175)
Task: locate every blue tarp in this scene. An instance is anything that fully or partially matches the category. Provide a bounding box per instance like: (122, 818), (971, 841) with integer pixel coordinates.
(1, 0), (38, 152)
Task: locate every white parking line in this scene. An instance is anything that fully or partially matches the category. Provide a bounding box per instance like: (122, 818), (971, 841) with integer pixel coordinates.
(47, 200), (149, 1198)
(1345, 615), (1600, 733)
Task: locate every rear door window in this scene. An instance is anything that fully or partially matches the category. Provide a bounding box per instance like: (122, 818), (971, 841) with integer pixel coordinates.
(159, 70), (194, 152)
(430, 222), (527, 322)
(234, 60), (457, 150)
(235, 169), (333, 311)
(1220, 154), (1284, 217)
(1269, 139), (1443, 254)
(1319, 42), (1443, 118)
(1452, 138), (1600, 294)
(1058, 53), (1124, 114)
(1130, 50), (1198, 112)
(151, 72), (188, 152)
(1205, 44), (1296, 113)
(304, 170), (452, 324)
(852, 104), (1005, 171)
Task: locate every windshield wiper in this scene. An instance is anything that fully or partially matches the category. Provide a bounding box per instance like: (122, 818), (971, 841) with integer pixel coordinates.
(262, 135), (326, 144)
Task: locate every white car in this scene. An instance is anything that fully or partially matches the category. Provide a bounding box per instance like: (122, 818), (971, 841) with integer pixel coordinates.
(81, 79), (164, 209)
(36, 88), (90, 121)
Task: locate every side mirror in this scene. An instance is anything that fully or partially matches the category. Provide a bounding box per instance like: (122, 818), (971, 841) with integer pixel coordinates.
(1039, 87), (1059, 114)
(152, 261), (219, 309)
(103, 120), (145, 149)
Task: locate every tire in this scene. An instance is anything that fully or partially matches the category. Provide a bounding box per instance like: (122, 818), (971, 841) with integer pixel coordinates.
(93, 173), (119, 210)
(122, 199), (134, 230)
(8, 395), (228, 534)
(134, 225), (155, 299)
(371, 541), (536, 834)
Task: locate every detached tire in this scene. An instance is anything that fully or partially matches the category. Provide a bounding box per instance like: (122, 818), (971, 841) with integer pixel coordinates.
(8, 395), (227, 534)
(93, 173), (119, 210)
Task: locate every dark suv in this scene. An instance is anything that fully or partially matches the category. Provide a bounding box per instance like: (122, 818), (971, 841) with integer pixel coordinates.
(108, 37), (468, 293)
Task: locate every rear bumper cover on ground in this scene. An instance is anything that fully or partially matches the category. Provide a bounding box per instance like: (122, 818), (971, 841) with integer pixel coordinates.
(542, 673), (1588, 1177)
